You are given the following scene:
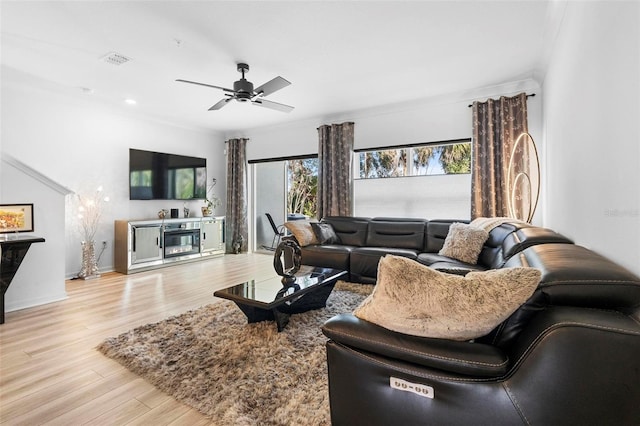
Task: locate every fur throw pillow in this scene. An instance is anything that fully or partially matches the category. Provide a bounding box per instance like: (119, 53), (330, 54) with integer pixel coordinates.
(284, 221), (318, 246)
(439, 222), (489, 264)
(354, 255), (541, 341)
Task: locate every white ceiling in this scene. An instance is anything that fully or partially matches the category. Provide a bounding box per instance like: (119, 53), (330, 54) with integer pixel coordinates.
(1, 1), (552, 134)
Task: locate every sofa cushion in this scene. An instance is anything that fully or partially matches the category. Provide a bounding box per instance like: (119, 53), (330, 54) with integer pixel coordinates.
(416, 252), (457, 266)
(366, 219), (426, 250)
(499, 227), (573, 266)
(424, 219), (461, 253)
(439, 223), (489, 264)
(284, 221), (318, 246)
(353, 255), (541, 341)
(311, 222), (339, 244)
(300, 244), (354, 272)
(350, 247), (420, 282)
(476, 222), (528, 268)
(504, 244), (640, 308)
(416, 253), (486, 275)
(428, 261), (486, 276)
(322, 216), (370, 247)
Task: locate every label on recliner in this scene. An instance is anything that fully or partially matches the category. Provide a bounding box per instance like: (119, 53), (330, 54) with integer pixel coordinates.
(390, 377), (434, 399)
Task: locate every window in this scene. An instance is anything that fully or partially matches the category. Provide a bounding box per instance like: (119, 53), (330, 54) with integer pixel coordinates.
(356, 140), (471, 179)
(287, 158), (318, 217)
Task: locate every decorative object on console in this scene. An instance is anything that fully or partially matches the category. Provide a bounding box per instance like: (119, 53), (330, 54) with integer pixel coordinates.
(507, 132), (540, 223)
(284, 220), (318, 246)
(438, 222), (489, 264)
(202, 178), (221, 217)
(157, 209), (169, 219)
(0, 204), (34, 234)
(273, 239), (302, 284)
(354, 255), (541, 340)
(76, 186), (109, 280)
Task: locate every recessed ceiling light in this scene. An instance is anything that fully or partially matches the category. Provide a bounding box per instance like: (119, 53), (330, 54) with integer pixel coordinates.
(125, 99), (137, 105)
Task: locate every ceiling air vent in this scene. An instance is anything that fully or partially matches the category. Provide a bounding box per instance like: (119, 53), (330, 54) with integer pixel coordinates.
(101, 52), (132, 66)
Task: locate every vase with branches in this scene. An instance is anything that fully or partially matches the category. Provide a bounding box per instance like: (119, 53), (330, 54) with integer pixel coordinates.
(76, 186), (109, 279)
(202, 178), (221, 216)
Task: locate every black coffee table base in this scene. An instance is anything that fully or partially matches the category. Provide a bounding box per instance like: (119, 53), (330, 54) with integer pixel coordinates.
(214, 266), (347, 332)
(234, 280), (337, 331)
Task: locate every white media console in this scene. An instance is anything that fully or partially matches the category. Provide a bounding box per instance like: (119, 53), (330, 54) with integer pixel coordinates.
(114, 216), (225, 274)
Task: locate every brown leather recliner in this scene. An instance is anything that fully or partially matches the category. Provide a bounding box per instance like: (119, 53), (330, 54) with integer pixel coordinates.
(322, 244), (640, 425)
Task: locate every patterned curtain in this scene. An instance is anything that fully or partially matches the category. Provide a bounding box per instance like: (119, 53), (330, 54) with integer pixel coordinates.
(471, 93), (529, 219)
(225, 138), (248, 253)
(317, 122), (355, 219)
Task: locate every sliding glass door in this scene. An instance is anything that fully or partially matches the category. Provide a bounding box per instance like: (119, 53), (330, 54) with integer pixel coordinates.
(252, 157), (318, 252)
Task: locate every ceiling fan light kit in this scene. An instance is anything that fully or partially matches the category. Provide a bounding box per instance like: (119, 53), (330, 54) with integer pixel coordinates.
(177, 63), (294, 113)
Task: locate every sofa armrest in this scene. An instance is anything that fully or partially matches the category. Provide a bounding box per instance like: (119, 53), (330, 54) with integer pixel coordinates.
(322, 314), (509, 377)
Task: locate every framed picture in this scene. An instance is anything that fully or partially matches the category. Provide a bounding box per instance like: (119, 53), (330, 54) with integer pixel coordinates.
(0, 204), (34, 233)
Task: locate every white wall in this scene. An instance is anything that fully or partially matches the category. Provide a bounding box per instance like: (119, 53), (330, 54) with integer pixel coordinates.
(1, 156), (71, 312)
(234, 79), (542, 222)
(542, 1), (640, 275)
(1, 69), (225, 278)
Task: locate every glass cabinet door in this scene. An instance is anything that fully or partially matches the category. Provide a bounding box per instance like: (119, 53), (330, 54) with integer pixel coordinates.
(131, 225), (162, 264)
(201, 218), (224, 253)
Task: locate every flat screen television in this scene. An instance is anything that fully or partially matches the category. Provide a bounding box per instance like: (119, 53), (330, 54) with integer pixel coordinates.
(129, 148), (207, 200)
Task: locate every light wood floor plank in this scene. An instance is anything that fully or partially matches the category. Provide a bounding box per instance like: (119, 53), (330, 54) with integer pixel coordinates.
(0, 253), (274, 425)
(83, 399), (151, 426)
(45, 378), (156, 425)
(124, 398), (193, 426)
(135, 387), (173, 409)
(169, 409), (217, 426)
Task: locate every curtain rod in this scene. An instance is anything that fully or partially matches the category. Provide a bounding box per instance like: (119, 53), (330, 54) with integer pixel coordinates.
(467, 93), (535, 108)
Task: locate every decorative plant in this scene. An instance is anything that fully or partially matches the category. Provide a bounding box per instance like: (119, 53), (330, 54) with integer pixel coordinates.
(205, 178), (221, 210)
(76, 185), (109, 242)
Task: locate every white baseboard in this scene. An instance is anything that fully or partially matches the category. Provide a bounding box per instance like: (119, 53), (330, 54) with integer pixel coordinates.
(5, 293), (69, 313)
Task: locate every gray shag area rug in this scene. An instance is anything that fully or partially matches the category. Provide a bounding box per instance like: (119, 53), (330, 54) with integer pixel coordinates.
(97, 281), (373, 426)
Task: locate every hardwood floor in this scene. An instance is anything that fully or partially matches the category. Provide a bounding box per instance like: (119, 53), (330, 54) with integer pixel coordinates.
(0, 252), (276, 425)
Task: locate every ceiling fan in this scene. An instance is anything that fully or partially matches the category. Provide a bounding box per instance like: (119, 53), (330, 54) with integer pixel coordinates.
(176, 63), (294, 113)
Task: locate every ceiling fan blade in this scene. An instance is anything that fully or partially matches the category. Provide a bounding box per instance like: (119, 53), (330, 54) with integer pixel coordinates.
(176, 79), (234, 93)
(209, 98), (232, 111)
(252, 98), (294, 113)
(254, 76), (291, 97)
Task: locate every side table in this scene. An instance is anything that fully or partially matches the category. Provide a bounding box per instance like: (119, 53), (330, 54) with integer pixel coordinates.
(0, 236), (45, 324)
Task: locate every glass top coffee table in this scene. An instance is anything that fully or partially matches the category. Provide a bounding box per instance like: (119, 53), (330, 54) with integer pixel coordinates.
(214, 265), (347, 331)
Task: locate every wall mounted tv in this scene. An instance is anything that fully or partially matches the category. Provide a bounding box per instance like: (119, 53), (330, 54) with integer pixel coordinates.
(129, 148), (207, 200)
